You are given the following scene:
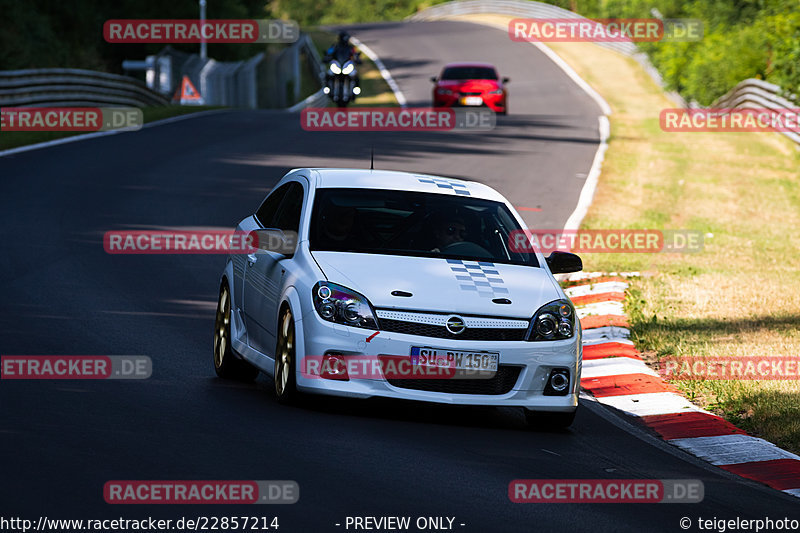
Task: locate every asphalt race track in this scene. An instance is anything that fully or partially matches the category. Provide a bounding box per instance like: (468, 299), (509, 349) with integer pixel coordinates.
(1, 20), (797, 533)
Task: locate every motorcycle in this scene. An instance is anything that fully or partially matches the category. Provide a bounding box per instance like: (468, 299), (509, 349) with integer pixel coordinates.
(324, 47), (361, 108)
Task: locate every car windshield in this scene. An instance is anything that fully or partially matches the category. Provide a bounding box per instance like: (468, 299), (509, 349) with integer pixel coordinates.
(309, 188), (539, 267)
(441, 66), (498, 80)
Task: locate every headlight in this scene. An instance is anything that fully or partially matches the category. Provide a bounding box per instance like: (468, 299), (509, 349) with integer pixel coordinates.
(342, 63), (355, 75)
(312, 282), (378, 330)
(436, 88), (453, 95)
(488, 89), (503, 95)
(329, 62), (342, 75)
(526, 299), (576, 341)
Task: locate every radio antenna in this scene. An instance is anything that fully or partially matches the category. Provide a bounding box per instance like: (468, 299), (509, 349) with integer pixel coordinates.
(370, 147), (374, 171)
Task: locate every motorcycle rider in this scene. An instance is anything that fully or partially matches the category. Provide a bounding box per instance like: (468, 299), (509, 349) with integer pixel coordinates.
(324, 31), (361, 99)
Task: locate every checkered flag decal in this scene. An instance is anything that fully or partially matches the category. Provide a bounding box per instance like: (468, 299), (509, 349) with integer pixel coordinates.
(447, 259), (509, 298)
(417, 177), (471, 196)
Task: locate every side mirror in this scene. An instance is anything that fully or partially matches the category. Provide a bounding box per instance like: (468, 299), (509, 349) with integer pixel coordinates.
(248, 229), (297, 257)
(430, 76), (438, 83)
(502, 77), (510, 84)
(545, 251), (582, 274)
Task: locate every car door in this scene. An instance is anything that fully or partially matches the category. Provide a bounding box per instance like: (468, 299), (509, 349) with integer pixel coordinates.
(243, 181), (305, 356)
(242, 183), (289, 354)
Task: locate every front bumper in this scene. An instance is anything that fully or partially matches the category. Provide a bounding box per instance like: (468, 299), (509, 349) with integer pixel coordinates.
(433, 93), (506, 113)
(296, 311), (581, 412)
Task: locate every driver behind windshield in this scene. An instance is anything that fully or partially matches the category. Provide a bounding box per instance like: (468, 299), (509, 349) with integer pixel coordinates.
(431, 215), (468, 253)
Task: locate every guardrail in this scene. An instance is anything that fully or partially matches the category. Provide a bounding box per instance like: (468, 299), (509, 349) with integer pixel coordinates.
(0, 68), (169, 107)
(285, 33), (327, 111)
(710, 78), (800, 145)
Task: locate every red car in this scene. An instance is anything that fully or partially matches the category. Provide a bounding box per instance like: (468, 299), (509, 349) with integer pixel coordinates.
(431, 62), (509, 114)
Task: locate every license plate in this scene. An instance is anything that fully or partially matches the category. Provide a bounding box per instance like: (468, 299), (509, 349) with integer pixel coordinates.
(459, 96), (483, 106)
(411, 347), (499, 372)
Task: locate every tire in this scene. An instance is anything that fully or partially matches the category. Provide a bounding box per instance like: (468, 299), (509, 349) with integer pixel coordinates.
(213, 283), (259, 381)
(524, 408), (576, 429)
(274, 306), (299, 404)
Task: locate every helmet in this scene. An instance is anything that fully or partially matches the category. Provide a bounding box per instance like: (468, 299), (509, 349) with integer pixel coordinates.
(338, 31), (350, 44)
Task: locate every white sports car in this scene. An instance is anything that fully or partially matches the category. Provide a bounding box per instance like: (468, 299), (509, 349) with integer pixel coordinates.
(213, 168), (583, 427)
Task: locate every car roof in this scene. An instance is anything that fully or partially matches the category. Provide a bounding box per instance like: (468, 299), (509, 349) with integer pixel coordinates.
(294, 168), (508, 203)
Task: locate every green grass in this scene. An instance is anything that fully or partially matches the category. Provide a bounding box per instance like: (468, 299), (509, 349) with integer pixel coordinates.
(542, 39), (800, 453)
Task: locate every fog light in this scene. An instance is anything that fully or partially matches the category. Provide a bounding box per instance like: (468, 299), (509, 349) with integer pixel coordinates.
(323, 86), (330, 94)
(321, 353), (349, 380)
(544, 369), (570, 396)
(550, 373), (568, 392)
(353, 86), (361, 95)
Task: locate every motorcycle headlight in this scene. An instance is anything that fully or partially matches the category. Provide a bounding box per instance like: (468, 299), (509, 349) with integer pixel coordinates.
(526, 299), (576, 341)
(329, 62), (342, 75)
(436, 88), (453, 95)
(342, 63), (355, 75)
(312, 282), (378, 330)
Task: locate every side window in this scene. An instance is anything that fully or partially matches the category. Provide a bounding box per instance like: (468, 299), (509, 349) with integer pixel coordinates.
(272, 182), (305, 234)
(255, 184), (290, 227)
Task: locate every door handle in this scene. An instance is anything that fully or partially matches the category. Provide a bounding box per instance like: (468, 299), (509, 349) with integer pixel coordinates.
(247, 253), (257, 266)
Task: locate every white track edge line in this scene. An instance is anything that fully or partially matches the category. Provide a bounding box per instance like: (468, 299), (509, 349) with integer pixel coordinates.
(350, 36), (407, 108)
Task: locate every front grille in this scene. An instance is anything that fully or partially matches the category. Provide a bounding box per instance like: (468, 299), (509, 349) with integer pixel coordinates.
(378, 318), (527, 341)
(460, 91), (483, 96)
(387, 366), (521, 395)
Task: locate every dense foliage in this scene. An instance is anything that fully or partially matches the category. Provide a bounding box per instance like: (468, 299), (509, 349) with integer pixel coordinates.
(558, 0), (800, 105)
(0, 0), (269, 71)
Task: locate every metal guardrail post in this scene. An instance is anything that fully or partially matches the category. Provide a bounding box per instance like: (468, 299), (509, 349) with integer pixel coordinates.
(0, 68), (169, 107)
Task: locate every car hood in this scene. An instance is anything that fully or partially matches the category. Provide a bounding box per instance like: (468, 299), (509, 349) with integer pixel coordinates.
(437, 79), (501, 92)
(311, 252), (560, 318)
